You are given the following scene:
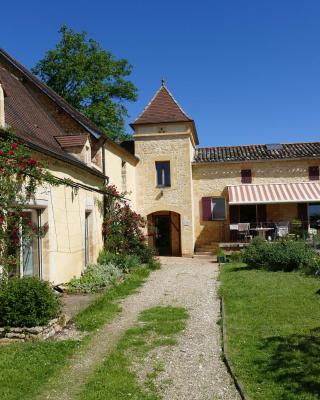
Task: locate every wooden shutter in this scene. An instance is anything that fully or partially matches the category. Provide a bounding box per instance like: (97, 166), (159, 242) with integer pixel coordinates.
(309, 166), (319, 181)
(202, 197), (212, 221)
(241, 169), (252, 184)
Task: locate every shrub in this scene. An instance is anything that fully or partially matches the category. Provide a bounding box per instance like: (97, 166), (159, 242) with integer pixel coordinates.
(133, 244), (155, 264)
(229, 251), (242, 263)
(242, 238), (319, 273)
(66, 263), (124, 293)
(97, 251), (141, 272)
(0, 277), (61, 327)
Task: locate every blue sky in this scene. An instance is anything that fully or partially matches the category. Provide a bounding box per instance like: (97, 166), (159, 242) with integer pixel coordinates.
(2, 1), (320, 147)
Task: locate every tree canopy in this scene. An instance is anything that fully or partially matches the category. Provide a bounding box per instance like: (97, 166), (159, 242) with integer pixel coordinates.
(32, 26), (137, 141)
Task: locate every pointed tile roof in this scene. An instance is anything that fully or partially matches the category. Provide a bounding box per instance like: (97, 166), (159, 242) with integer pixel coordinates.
(131, 83), (199, 144)
(132, 84), (193, 125)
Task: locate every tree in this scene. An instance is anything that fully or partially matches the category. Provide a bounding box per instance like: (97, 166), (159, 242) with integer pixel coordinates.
(32, 26), (137, 141)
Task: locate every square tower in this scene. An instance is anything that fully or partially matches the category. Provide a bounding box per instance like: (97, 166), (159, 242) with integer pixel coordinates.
(131, 82), (198, 256)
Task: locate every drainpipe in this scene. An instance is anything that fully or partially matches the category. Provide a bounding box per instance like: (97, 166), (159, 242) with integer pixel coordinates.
(102, 140), (108, 249)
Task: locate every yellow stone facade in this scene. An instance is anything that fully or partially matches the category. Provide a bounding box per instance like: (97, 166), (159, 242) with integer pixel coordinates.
(192, 159), (319, 247)
(134, 123), (195, 256)
(30, 152), (104, 284)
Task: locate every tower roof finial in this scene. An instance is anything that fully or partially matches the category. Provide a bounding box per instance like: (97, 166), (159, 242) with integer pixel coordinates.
(161, 78), (165, 87)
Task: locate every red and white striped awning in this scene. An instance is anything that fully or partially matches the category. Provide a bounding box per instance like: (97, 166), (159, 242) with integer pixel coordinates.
(228, 182), (320, 205)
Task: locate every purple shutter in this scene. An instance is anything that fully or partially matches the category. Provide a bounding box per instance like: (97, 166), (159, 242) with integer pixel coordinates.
(241, 169), (252, 184)
(309, 166), (319, 181)
(202, 197), (212, 221)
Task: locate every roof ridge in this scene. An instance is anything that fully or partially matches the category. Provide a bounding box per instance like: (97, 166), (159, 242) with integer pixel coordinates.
(161, 85), (192, 121)
(133, 85), (163, 123)
(197, 140), (320, 150)
(0, 48), (138, 162)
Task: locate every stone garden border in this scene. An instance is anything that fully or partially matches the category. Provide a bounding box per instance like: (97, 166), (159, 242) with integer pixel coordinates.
(0, 315), (70, 343)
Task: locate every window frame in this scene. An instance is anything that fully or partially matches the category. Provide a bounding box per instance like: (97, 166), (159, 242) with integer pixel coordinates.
(155, 161), (171, 188)
(202, 196), (226, 221)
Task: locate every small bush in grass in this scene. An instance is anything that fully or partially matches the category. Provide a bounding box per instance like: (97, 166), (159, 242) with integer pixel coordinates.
(133, 244), (156, 264)
(97, 251), (141, 272)
(66, 263), (124, 293)
(0, 277), (61, 327)
(229, 251), (242, 263)
(242, 237), (320, 273)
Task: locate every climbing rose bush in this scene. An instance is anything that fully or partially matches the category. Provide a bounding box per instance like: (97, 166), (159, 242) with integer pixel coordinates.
(0, 129), (58, 280)
(102, 184), (151, 259)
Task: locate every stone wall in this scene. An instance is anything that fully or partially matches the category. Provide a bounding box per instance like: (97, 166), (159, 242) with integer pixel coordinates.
(29, 152), (105, 284)
(192, 158), (320, 246)
(134, 124), (195, 256)
(0, 315), (69, 343)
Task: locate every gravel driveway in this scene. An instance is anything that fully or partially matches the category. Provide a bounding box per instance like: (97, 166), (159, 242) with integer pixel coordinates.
(43, 256), (240, 400)
(147, 257), (240, 400)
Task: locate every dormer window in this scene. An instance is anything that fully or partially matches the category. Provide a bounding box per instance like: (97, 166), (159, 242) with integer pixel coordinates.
(156, 161), (171, 187)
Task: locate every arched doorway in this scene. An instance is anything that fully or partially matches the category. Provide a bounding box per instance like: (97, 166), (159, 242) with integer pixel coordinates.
(147, 211), (181, 256)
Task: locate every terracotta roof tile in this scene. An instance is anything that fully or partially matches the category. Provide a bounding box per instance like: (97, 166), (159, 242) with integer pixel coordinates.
(133, 85), (192, 125)
(194, 143), (320, 163)
(0, 48), (138, 170)
(55, 135), (88, 148)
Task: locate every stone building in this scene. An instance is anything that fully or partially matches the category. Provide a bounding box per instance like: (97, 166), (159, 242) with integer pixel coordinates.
(2, 47), (320, 283)
(0, 49), (137, 284)
(129, 83), (320, 256)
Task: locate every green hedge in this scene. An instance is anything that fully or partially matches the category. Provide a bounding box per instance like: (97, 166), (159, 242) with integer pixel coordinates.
(242, 237), (320, 274)
(0, 277), (61, 327)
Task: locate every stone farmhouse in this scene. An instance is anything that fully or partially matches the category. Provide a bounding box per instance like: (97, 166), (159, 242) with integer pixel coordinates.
(1, 48), (320, 283)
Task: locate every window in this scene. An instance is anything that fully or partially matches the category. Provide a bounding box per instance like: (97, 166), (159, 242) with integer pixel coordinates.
(241, 169), (252, 184)
(155, 161), (171, 187)
(20, 210), (42, 278)
(202, 197), (226, 221)
(121, 160), (127, 192)
(309, 166), (319, 181)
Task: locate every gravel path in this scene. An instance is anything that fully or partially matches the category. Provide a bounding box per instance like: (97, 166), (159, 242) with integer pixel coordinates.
(41, 257), (240, 400)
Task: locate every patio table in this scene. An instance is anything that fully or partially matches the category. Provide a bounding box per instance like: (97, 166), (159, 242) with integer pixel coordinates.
(250, 227), (273, 239)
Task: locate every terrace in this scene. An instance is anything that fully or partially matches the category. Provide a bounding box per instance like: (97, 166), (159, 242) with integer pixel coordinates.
(218, 181), (320, 250)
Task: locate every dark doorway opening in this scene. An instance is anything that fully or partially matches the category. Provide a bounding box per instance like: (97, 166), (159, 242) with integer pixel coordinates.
(147, 211), (181, 256)
(155, 215), (171, 255)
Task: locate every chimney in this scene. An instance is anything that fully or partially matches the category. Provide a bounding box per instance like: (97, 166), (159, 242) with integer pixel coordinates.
(0, 83), (5, 128)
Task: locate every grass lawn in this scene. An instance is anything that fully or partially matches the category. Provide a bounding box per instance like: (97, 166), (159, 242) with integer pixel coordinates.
(74, 266), (153, 331)
(0, 265), (155, 400)
(0, 340), (80, 400)
(220, 263), (320, 400)
(77, 306), (189, 400)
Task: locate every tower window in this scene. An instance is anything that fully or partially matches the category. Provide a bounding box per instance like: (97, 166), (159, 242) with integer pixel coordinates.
(155, 161), (171, 187)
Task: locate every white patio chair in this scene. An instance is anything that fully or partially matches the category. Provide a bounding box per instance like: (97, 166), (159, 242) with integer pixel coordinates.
(238, 223), (251, 242)
(275, 221), (289, 238)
